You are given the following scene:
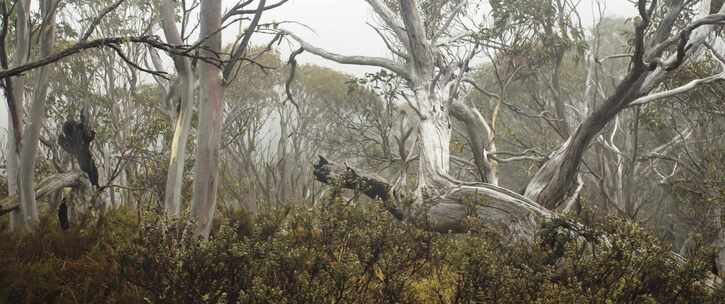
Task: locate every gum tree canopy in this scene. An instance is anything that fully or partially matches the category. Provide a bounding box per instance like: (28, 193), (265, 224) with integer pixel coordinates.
(284, 0), (725, 267)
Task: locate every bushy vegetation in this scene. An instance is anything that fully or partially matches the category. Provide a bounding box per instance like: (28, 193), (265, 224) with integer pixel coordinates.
(1, 198), (724, 303)
(0, 209), (142, 303)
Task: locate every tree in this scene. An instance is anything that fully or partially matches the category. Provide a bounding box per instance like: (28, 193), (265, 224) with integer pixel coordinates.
(157, 0), (195, 217)
(284, 0), (725, 267)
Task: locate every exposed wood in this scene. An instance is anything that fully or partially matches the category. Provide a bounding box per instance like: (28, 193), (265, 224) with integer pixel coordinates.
(158, 0), (195, 216)
(313, 156), (550, 237)
(1, 172), (89, 206)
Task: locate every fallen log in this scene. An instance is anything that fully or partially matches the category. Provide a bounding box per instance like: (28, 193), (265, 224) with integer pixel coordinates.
(312, 156), (722, 287)
(313, 156), (551, 237)
(0, 172), (90, 207)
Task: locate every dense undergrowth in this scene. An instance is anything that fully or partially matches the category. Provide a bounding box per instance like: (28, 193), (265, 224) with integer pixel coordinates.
(1, 200), (724, 303)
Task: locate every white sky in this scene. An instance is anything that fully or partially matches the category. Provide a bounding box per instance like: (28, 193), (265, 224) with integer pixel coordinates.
(0, 0), (637, 130)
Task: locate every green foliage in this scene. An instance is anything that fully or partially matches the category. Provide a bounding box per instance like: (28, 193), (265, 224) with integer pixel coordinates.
(0, 208), (143, 303)
(2, 202), (723, 303)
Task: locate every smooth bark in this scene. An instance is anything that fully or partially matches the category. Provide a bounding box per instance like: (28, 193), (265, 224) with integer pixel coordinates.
(17, 0), (58, 230)
(7, 0), (30, 231)
(191, 0), (224, 238)
(159, 0), (195, 217)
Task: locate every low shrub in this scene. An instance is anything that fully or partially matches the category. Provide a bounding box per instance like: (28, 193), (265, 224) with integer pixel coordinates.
(0, 208), (143, 303)
(2, 199), (723, 303)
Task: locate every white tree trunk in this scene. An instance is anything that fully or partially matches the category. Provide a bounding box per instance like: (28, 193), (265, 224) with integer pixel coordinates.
(416, 111), (452, 194)
(158, 0), (195, 217)
(450, 101), (497, 184)
(191, 0), (224, 238)
(17, 0), (57, 231)
(7, 0), (30, 232)
(7, 116), (21, 229)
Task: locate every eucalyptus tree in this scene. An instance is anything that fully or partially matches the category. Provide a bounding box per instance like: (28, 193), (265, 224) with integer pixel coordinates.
(15, 0), (59, 232)
(155, 0), (196, 217)
(283, 0), (725, 262)
(187, 0), (289, 237)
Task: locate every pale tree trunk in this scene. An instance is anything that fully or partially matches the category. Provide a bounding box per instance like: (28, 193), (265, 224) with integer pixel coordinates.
(7, 0), (30, 232)
(398, 1), (456, 196)
(158, 0), (195, 217)
(450, 101), (497, 184)
(276, 108), (289, 203)
(191, 0), (223, 238)
(415, 93), (453, 195)
(526, 0), (725, 211)
(17, 0), (57, 231)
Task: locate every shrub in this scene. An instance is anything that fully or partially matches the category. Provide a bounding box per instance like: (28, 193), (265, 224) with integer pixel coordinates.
(0, 208), (143, 303)
(2, 199), (723, 303)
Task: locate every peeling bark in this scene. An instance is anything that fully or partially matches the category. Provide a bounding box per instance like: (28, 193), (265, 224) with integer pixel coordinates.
(158, 0), (195, 217)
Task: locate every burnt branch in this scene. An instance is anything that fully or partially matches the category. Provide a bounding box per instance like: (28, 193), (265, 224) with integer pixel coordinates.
(313, 156), (403, 220)
(58, 112), (99, 188)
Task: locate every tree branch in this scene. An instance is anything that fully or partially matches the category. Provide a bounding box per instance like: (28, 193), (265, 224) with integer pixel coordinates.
(1, 172), (90, 206)
(280, 29), (411, 80)
(364, 0), (410, 46)
(0, 35), (220, 80)
(313, 156), (404, 220)
(222, 0), (267, 82)
(80, 0), (125, 41)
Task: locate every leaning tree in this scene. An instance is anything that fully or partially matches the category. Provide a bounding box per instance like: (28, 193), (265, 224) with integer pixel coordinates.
(282, 0), (725, 271)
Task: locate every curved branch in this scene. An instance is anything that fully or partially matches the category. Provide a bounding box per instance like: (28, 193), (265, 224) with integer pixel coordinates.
(629, 71), (725, 107)
(280, 29), (411, 80)
(1, 172), (90, 206)
(0, 36), (217, 80)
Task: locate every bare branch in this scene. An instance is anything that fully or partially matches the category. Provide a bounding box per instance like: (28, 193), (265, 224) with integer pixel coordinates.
(368, 22), (408, 59)
(80, 0), (125, 41)
(1, 172), (90, 206)
(223, 0), (267, 82)
(629, 72), (725, 107)
(432, 0), (467, 43)
(364, 0), (410, 46)
(223, 0), (289, 21)
(280, 29), (412, 80)
(0, 35), (221, 80)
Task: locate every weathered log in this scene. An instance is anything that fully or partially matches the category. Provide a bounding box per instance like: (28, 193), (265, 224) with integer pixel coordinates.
(313, 156), (552, 237)
(0, 172), (89, 207)
(313, 156), (403, 220)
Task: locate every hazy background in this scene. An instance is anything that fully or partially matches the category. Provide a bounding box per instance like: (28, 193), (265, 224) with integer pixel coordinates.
(0, 0), (636, 131)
